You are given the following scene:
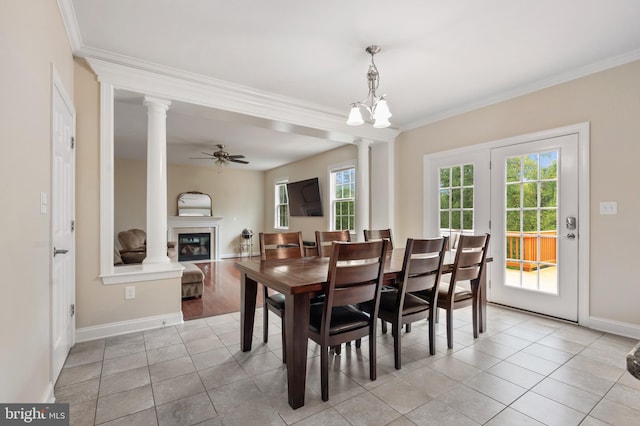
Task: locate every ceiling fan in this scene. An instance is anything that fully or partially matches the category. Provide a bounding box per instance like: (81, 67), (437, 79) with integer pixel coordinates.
(190, 144), (249, 165)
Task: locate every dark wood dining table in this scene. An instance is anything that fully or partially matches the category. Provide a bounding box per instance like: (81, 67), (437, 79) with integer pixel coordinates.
(235, 248), (489, 409)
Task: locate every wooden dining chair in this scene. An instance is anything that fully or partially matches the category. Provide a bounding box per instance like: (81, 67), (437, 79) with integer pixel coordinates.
(308, 240), (387, 401)
(414, 233), (490, 349)
(259, 231), (304, 363)
(315, 230), (351, 257)
(360, 237), (447, 369)
(363, 228), (394, 250)
(363, 228), (399, 333)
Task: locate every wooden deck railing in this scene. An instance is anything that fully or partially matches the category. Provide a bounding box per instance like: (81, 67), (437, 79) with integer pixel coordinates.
(506, 231), (556, 271)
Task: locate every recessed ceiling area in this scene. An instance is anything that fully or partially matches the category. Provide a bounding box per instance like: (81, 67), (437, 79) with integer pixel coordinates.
(114, 90), (348, 170)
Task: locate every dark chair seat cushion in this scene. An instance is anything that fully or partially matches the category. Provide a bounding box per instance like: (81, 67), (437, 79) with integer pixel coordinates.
(309, 304), (369, 334)
(361, 291), (430, 318)
(417, 284), (473, 303)
(265, 292), (285, 311)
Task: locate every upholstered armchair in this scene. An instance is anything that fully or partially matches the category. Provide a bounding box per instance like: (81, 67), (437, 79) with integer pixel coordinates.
(117, 228), (177, 264)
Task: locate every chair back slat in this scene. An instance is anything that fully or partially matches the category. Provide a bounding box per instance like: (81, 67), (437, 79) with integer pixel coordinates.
(448, 233), (491, 295)
(363, 228), (394, 250)
(322, 240), (387, 317)
(259, 231), (304, 261)
(315, 230), (351, 257)
(399, 237), (447, 298)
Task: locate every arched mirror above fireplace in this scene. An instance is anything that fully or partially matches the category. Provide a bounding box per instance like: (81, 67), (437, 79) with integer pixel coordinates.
(178, 191), (212, 216)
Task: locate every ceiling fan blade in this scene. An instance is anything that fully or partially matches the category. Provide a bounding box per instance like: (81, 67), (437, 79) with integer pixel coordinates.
(228, 158), (249, 164)
(190, 157), (215, 160)
(201, 152), (215, 156)
(228, 154), (245, 159)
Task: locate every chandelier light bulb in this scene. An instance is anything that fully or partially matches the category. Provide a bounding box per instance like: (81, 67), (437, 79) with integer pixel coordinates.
(373, 98), (391, 120)
(373, 116), (391, 128)
(346, 104), (364, 126)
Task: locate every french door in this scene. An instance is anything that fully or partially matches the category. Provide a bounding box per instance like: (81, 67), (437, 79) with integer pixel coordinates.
(490, 134), (579, 321)
(425, 126), (586, 322)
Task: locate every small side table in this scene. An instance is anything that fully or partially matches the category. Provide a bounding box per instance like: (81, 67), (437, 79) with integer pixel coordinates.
(240, 229), (254, 257)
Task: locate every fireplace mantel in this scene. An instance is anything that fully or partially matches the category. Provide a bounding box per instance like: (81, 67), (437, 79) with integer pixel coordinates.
(167, 216), (222, 261)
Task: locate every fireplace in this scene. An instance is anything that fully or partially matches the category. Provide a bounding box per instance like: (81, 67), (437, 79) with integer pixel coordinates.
(167, 216), (222, 262)
(178, 232), (211, 262)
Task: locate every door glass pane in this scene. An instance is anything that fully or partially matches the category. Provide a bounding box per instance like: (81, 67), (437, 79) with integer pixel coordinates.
(506, 184), (520, 208)
(451, 189), (461, 208)
(439, 164), (474, 238)
(504, 150), (558, 294)
(462, 188), (473, 208)
(452, 166), (461, 186)
(440, 168), (450, 187)
(463, 164), (474, 186)
(440, 189), (450, 208)
(522, 182), (537, 208)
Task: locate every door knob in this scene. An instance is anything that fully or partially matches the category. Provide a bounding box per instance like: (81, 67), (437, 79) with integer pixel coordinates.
(564, 233), (576, 240)
(53, 247), (69, 256)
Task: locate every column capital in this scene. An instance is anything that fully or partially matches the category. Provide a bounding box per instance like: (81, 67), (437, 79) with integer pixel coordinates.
(354, 139), (374, 149)
(143, 96), (172, 110)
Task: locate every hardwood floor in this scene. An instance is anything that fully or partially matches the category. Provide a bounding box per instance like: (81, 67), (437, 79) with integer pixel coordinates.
(181, 258), (264, 321)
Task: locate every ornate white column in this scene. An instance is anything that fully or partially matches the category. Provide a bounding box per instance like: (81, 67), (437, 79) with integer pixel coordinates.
(142, 96), (171, 265)
(355, 139), (373, 241)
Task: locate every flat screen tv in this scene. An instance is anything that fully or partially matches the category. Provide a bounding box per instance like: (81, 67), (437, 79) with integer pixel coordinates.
(287, 177), (323, 217)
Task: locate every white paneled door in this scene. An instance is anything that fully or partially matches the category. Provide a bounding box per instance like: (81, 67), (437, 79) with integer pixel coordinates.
(51, 73), (76, 383)
(490, 134), (579, 321)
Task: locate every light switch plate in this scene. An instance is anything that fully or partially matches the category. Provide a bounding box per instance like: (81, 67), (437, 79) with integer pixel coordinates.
(40, 192), (48, 214)
(599, 201), (617, 215)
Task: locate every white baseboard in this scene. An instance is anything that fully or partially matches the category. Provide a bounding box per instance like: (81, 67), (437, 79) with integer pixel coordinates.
(587, 316), (640, 340)
(75, 312), (183, 342)
(42, 382), (55, 403)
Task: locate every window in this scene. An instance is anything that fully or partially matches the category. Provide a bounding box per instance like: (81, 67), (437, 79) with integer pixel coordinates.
(330, 166), (355, 232)
(439, 164), (474, 239)
(275, 181), (289, 229)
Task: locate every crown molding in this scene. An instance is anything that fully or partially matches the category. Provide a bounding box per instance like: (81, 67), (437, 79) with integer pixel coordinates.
(404, 48), (640, 131)
(57, 0), (82, 51)
(79, 48), (400, 144)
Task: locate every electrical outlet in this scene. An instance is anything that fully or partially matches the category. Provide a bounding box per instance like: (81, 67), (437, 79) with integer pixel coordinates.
(125, 286), (135, 299)
(599, 201), (618, 215)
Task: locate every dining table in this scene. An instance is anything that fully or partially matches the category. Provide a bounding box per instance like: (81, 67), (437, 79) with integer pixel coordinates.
(235, 248), (490, 409)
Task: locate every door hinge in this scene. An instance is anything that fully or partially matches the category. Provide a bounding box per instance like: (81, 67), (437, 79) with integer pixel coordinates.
(71, 220), (75, 232)
(70, 304), (75, 317)
(489, 220), (491, 230)
(489, 160), (491, 170)
(70, 136), (75, 149)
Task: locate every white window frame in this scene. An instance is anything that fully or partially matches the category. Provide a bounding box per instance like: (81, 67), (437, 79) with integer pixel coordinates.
(274, 179), (289, 229)
(329, 163), (356, 233)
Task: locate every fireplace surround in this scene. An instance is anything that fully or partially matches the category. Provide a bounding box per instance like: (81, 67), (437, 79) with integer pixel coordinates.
(167, 216), (222, 262)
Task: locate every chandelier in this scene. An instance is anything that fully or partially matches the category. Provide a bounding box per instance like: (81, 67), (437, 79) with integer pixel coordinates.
(346, 45), (392, 128)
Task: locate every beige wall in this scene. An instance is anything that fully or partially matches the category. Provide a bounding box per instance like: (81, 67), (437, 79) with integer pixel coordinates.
(263, 144), (357, 242)
(0, 0), (74, 402)
(74, 61), (181, 329)
(396, 60), (640, 327)
(114, 159), (264, 256)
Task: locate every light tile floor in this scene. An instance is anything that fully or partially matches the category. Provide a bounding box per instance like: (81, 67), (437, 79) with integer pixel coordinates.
(55, 305), (640, 425)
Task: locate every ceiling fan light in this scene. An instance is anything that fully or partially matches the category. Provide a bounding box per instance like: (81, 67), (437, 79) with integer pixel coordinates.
(346, 105), (364, 126)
